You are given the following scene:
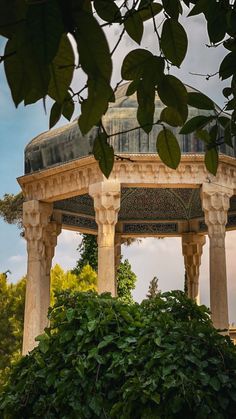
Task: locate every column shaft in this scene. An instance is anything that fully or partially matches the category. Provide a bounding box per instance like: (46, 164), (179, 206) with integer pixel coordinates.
(22, 201), (61, 354)
(201, 183), (233, 331)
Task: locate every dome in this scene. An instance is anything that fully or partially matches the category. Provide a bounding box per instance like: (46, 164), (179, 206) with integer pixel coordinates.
(24, 83), (236, 174)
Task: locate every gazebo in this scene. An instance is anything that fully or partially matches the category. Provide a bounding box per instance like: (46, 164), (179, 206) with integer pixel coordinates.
(18, 83), (236, 354)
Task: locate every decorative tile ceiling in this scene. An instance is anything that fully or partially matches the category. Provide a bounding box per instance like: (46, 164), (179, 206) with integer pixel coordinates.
(54, 188), (236, 223)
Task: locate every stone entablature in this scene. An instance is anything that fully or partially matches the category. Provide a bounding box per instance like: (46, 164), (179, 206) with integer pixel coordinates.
(18, 154), (236, 203)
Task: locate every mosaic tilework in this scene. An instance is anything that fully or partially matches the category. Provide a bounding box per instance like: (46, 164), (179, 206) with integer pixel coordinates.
(62, 214), (97, 230)
(123, 222), (178, 234)
(55, 195), (95, 216)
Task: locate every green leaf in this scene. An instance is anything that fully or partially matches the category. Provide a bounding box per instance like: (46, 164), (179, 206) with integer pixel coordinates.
(205, 148), (218, 176)
(160, 18), (188, 67)
(180, 115), (213, 134)
(0, 0), (26, 38)
(93, 133), (114, 178)
(219, 51), (236, 80)
(162, 0), (182, 19)
(188, 0), (208, 17)
(137, 80), (155, 133)
(156, 128), (181, 169)
(187, 92), (215, 110)
(126, 80), (140, 96)
(160, 107), (184, 127)
(4, 38), (26, 107)
(75, 11), (112, 82)
(196, 129), (210, 143)
(138, 3), (163, 21)
(94, 0), (121, 23)
(26, 0), (64, 65)
(121, 49), (153, 80)
(48, 34), (74, 104)
(62, 96), (75, 122)
(207, 5), (227, 43)
(49, 102), (62, 129)
(157, 75), (188, 121)
(124, 11), (144, 45)
(79, 77), (112, 135)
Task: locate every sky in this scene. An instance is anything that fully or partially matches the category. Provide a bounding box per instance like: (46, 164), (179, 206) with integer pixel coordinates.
(0, 9), (236, 322)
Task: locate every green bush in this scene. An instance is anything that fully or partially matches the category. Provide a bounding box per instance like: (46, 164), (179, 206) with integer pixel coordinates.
(1, 291), (236, 418)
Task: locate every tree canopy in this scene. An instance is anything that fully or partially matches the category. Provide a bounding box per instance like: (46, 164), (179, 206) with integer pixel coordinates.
(1, 291), (236, 417)
(1, 0), (236, 177)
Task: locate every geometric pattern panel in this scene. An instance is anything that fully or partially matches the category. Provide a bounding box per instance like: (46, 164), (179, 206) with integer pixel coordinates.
(55, 194), (95, 216)
(120, 187), (203, 221)
(123, 222), (178, 234)
(62, 214), (97, 230)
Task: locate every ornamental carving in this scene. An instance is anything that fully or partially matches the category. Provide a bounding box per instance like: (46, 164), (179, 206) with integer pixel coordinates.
(201, 183), (234, 246)
(23, 200), (61, 265)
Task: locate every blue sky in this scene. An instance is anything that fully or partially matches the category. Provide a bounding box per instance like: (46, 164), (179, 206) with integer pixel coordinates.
(0, 14), (236, 321)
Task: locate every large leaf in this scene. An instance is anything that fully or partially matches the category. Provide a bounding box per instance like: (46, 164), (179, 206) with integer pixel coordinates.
(205, 148), (218, 176)
(93, 133), (114, 178)
(156, 128), (181, 169)
(180, 115), (213, 134)
(124, 11), (144, 45)
(79, 78), (113, 135)
(4, 38), (28, 106)
(219, 51), (236, 80)
(160, 18), (188, 67)
(162, 0), (182, 19)
(187, 92), (215, 110)
(138, 2), (163, 21)
(48, 35), (75, 104)
(94, 0), (121, 23)
(121, 49), (153, 80)
(62, 95), (75, 122)
(75, 11), (112, 82)
(207, 5), (226, 44)
(160, 107), (184, 127)
(26, 0), (64, 65)
(0, 0), (26, 38)
(157, 75), (188, 121)
(49, 102), (62, 129)
(137, 80), (155, 133)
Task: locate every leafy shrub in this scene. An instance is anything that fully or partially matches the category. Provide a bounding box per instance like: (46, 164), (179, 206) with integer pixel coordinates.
(1, 291), (236, 418)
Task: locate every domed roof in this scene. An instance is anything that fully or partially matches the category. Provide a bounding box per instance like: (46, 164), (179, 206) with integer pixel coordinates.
(24, 83), (235, 174)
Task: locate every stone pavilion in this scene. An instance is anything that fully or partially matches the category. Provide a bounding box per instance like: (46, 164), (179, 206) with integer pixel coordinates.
(18, 83), (236, 354)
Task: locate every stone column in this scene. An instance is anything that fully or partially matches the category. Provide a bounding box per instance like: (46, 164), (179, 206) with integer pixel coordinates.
(201, 183), (233, 331)
(22, 200), (61, 354)
(182, 233), (206, 304)
(114, 233), (122, 295)
(89, 181), (121, 296)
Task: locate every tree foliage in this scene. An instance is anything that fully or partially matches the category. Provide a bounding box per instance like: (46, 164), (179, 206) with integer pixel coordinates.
(0, 264), (97, 386)
(72, 234), (98, 275)
(117, 258), (137, 304)
(0, 273), (25, 388)
(1, 291), (236, 418)
(0, 193), (23, 229)
(146, 276), (160, 299)
(1, 0), (235, 177)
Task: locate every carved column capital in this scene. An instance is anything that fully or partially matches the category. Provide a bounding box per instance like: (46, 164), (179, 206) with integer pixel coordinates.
(89, 181), (121, 247)
(23, 200), (53, 260)
(201, 183), (233, 246)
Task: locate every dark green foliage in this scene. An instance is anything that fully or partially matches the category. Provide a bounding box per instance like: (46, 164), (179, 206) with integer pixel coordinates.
(72, 234), (98, 275)
(0, 274), (25, 388)
(117, 259), (137, 304)
(1, 291), (236, 418)
(146, 276), (160, 299)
